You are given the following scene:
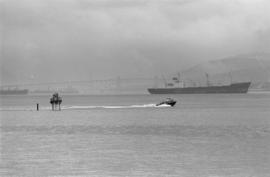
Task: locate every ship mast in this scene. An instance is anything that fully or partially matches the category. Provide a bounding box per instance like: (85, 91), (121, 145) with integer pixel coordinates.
(177, 72), (181, 88)
(229, 71), (233, 85)
(162, 75), (168, 88)
(205, 73), (210, 86)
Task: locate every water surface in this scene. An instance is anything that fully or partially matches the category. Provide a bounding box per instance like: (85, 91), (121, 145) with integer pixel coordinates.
(1, 94), (270, 176)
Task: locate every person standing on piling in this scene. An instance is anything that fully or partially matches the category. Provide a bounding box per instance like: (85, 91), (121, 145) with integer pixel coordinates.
(50, 93), (62, 111)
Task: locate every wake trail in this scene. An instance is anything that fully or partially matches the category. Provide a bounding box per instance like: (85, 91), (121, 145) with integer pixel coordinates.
(63, 104), (171, 110)
(0, 104), (171, 111)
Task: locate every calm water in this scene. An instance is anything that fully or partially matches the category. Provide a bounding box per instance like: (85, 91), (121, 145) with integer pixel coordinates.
(1, 94), (270, 177)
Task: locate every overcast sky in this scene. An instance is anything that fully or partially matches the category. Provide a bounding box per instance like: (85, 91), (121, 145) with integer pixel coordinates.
(1, 0), (270, 84)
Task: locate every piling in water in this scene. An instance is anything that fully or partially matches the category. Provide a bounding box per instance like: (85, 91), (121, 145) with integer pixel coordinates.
(50, 93), (62, 111)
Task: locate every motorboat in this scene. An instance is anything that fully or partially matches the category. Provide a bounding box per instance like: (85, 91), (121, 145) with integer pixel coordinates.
(156, 98), (177, 107)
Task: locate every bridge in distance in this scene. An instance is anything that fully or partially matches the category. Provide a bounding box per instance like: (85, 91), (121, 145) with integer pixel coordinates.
(0, 77), (160, 95)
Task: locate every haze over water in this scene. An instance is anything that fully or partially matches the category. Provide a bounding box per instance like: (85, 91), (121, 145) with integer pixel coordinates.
(1, 94), (270, 176)
(2, 0), (270, 176)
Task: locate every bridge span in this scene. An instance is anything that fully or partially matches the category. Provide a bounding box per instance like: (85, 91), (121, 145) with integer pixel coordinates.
(0, 77), (160, 95)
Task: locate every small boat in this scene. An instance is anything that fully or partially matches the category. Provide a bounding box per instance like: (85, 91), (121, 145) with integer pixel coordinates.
(156, 98), (177, 107)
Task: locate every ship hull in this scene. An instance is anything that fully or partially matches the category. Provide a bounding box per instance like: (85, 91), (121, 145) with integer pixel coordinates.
(148, 82), (251, 94)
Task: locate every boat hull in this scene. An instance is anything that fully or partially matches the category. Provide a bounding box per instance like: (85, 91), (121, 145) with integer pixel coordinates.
(148, 82), (251, 94)
(156, 99), (177, 107)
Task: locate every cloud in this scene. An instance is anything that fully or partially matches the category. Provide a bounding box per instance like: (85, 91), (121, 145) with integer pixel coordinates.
(1, 0), (270, 83)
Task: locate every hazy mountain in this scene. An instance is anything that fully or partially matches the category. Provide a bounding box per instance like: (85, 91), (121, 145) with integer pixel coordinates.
(178, 53), (270, 88)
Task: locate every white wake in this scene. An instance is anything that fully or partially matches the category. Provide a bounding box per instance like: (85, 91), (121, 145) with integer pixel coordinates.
(63, 103), (171, 110)
(0, 104), (171, 111)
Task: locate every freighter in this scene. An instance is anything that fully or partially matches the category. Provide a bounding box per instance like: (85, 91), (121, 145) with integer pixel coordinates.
(148, 74), (251, 94)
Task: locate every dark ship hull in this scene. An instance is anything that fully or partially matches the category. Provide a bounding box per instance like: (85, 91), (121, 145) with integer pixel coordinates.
(0, 89), (29, 95)
(156, 98), (177, 107)
(148, 82), (251, 94)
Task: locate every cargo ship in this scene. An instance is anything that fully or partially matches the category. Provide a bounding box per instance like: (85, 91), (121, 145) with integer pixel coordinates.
(0, 89), (29, 95)
(148, 73), (251, 94)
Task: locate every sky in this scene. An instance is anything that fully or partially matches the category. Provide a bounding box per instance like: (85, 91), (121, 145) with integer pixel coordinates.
(1, 0), (270, 84)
